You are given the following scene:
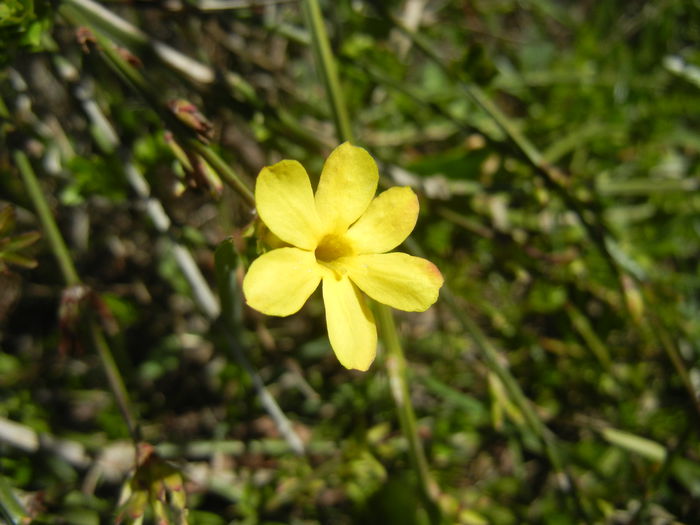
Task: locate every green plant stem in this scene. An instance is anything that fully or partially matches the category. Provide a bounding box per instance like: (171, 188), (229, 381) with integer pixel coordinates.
(61, 4), (256, 206)
(301, 0), (353, 143)
(375, 304), (441, 520)
(301, 0), (440, 520)
(14, 152), (80, 287)
(0, 473), (28, 525)
(14, 150), (140, 442)
(89, 323), (139, 440)
(62, 0), (215, 84)
(187, 139), (255, 208)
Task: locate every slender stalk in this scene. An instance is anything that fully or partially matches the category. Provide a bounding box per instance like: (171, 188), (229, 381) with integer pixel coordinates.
(187, 139), (255, 208)
(375, 304), (441, 521)
(0, 473), (28, 525)
(14, 151), (140, 442)
(90, 323), (139, 439)
(300, 0), (440, 519)
(301, 0), (354, 143)
(89, 25), (257, 210)
(14, 152), (80, 286)
(62, 0), (215, 84)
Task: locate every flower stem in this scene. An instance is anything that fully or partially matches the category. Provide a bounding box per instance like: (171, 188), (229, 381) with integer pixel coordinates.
(301, 0), (354, 143)
(301, 1), (441, 519)
(375, 303), (441, 522)
(14, 151), (140, 442)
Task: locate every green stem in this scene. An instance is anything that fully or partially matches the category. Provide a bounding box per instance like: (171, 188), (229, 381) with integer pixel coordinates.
(301, 0), (354, 143)
(375, 304), (441, 521)
(14, 152), (80, 287)
(0, 473), (28, 525)
(62, 0), (215, 84)
(301, 1), (440, 519)
(15, 151), (139, 442)
(90, 323), (140, 440)
(187, 139), (255, 208)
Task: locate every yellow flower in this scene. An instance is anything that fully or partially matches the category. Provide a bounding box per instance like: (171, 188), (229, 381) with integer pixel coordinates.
(242, 142), (444, 371)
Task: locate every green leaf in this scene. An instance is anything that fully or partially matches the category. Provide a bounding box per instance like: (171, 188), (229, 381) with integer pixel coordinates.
(0, 0), (33, 26)
(0, 251), (38, 269)
(600, 428), (666, 462)
(2, 231), (40, 252)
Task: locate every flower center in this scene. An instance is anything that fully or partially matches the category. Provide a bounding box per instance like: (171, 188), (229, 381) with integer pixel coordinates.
(315, 234), (354, 263)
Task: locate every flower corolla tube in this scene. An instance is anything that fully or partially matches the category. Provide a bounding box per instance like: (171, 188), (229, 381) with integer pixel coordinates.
(243, 142), (443, 371)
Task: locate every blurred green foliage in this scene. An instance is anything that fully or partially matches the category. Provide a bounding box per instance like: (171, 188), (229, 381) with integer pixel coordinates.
(0, 0), (53, 67)
(1, 0), (699, 523)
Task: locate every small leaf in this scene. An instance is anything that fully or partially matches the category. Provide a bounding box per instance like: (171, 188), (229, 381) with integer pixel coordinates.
(0, 251), (38, 269)
(601, 428), (666, 462)
(3, 231), (40, 251)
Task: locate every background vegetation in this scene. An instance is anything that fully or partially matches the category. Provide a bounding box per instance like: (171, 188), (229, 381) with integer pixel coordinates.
(1, 0), (699, 523)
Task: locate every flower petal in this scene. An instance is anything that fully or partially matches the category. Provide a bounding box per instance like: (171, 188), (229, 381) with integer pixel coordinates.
(343, 253), (443, 312)
(322, 274), (377, 371)
(346, 186), (419, 254)
(255, 160), (322, 250)
(315, 142), (379, 234)
(243, 247), (321, 316)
